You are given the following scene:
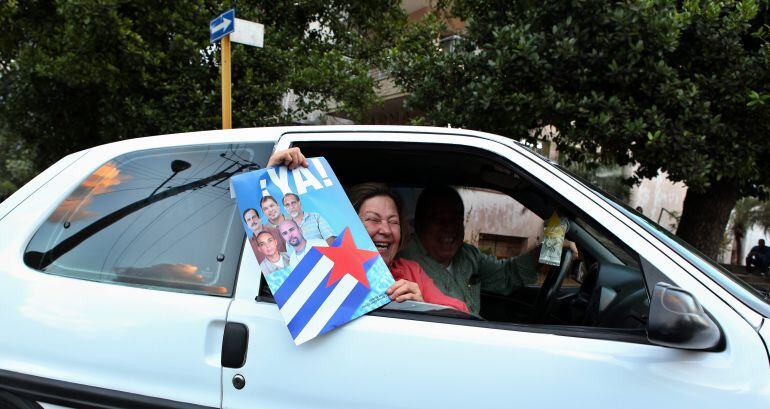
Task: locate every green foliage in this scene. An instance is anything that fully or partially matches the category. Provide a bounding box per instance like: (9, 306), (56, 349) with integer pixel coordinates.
(566, 162), (632, 202)
(390, 0), (770, 195)
(0, 0), (406, 173)
(738, 196), (770, 234)
(389, 0), (770, 257)
(732, 197), (761, 237)
(0, 128), (35, 201)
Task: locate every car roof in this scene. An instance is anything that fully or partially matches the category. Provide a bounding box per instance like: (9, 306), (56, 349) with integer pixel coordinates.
(81, 125), (527, 159)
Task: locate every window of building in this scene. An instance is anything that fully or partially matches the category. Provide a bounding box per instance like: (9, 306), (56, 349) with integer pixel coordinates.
(477, 233), (528, 258)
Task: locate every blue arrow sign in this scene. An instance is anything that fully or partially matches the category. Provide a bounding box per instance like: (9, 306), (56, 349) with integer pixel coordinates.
(210, 9), (235, 43)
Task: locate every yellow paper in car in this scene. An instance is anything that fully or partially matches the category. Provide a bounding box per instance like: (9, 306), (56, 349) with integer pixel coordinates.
(539, 212), (568, 266)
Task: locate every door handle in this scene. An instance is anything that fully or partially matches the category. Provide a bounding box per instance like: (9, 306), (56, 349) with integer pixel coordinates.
(221, 322), (249, 368)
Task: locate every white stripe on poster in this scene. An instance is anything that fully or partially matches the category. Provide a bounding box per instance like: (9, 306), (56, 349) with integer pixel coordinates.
(280, 256), (334, 323)
(293, 274), (358, 345)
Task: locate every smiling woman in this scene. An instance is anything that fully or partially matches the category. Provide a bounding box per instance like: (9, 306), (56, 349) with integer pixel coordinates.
(347, 182), (469, 312)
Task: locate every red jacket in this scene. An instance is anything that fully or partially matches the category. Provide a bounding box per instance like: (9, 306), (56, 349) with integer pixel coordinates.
(388, 258), (470, 313)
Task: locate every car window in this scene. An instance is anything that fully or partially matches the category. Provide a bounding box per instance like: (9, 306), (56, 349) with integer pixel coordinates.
(556, 162), (770, 313)
(293, 140), (651, 337)
(430, 186), (648, 328)
(574, 218), (640, 269)
(25, 143), (272, 296)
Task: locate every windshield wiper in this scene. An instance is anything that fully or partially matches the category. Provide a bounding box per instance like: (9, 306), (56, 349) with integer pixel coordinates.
(25, 162), (253, 269)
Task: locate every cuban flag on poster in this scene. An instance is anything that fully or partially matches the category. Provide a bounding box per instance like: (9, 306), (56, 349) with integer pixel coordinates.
(231, 157), (394, 345)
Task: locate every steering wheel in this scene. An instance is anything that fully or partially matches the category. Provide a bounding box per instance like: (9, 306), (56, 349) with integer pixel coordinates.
(530, 248), (574, 323)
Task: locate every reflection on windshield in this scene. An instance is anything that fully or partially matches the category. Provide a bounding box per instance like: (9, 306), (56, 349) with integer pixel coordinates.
(25, 143), (270, 297)
(114, 263), (228, 295)
(48, 161), (130, 222)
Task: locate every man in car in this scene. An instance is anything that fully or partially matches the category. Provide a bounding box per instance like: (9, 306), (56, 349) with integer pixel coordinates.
(283, 193), (337, 245)
(399, 185), (576, 316)
(243, 208), (286, 263)
(256, 230), (290, 274)
(279, 219), (328, 268)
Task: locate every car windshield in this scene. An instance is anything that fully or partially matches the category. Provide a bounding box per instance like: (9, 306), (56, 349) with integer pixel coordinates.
(553, 163), (770, 311)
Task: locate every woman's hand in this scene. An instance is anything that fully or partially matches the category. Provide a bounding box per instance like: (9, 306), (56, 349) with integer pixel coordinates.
(266, 147), (307, 169)
(386, 279), (424, 303)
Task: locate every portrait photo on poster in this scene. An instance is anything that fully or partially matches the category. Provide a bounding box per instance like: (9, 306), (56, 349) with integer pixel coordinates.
(231, 157), (394, 345)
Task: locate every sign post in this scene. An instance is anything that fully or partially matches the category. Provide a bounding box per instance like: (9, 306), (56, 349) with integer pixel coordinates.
(221, 35), (232, 129)
(210, 9), (264, 130)
(210, 9), (236, 129)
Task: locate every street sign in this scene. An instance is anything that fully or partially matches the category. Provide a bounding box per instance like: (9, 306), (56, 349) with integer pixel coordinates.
(210, 9), (265, 129)
(231, 18), (264, 48)
(210, 9), (235, 43)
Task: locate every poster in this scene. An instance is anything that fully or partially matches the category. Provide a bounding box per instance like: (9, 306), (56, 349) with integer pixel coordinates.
(231, 157), (394, 345)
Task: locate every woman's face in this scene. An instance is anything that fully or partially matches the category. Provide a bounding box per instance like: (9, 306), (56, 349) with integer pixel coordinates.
(358, 195), (401, 264)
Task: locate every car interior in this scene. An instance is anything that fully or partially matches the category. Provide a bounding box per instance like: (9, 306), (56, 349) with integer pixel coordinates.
(273, 140), (652, 336)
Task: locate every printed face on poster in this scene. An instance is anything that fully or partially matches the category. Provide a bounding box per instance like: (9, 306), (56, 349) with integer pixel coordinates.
(231, 157), (394, 345)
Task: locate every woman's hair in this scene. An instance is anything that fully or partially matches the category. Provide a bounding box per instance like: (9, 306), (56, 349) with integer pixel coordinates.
(347, 183), (410, 251)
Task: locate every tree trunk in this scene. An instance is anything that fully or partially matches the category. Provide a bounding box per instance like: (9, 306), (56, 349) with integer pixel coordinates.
(676, 180), (739, 261)
(731, 230), (743, 265)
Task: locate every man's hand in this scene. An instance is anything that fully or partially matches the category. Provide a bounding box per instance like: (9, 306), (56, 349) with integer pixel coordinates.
(529, 239), (580, 265)
(564, 239), (580, 260)
(386, 279), (424, 303)
(266, 147), (308, 169)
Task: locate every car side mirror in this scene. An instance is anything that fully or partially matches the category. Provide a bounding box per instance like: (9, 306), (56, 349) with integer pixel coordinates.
(647, 282), (723, 350)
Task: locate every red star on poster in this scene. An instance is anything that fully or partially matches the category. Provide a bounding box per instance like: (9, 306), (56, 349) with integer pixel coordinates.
(315, 227), (379, 289)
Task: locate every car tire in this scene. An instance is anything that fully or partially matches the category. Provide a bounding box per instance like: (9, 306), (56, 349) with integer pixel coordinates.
(0, 391), (42, 409)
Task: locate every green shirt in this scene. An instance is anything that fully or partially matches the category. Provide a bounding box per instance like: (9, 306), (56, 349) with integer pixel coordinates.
(399, 237), (538, 316)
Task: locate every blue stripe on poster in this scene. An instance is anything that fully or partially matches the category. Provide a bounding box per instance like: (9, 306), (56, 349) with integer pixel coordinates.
(318, 282), (370, 336)
(286, 271), (338, 339)
(273, 249), (323, 308)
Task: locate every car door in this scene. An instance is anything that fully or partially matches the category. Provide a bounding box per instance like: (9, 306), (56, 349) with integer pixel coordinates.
(222, 128), (769, 409)
(0, 136), (275, 408)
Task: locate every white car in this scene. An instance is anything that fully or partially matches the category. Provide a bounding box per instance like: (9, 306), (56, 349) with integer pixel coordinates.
(0, 126), (768, 409)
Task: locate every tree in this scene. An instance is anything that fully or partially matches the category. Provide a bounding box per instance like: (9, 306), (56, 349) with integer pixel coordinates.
(729, 197), (760, 264)
(0, 127), (35, 201)
(0, 0), (406, 173)
(389, 0), (770, 260)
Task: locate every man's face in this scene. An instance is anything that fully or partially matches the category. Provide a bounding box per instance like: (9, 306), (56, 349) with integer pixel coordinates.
(261, 199), (282, 222)
(419, 198), (464, 266)
(279, 220), (305, 248)
(283, 195), (302, 219)
(257, 233), (278, 257)
(243, 209), (261, 233)
(761, 240), (766, 248)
